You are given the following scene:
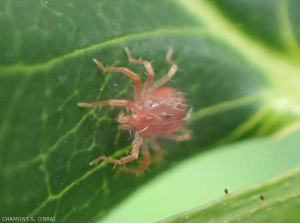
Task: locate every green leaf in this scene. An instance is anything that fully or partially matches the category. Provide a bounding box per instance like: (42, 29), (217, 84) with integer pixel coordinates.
(1, 0), (299, 222)
(158, 167), (300, 223)
(102, 129), (300, 223)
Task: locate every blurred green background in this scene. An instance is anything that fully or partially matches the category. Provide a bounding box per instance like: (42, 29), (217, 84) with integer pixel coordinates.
(101, 130), (300, 223)
(103, 129), (300, 223)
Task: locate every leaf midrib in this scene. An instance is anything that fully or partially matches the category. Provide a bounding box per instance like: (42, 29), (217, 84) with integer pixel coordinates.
(177, 0), (300, 103)
(0, 28), (206, 74)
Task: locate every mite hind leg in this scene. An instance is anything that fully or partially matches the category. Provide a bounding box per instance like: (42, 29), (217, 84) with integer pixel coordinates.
(117, 140), (151, 174)
(158, 128), (191, 141)
(89, 133), (142, 166)
(149, 137), (163, 162)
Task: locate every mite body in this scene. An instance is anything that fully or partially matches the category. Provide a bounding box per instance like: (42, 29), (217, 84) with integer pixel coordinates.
(78, 48), (190, 174)
(126, 87), (187, 135)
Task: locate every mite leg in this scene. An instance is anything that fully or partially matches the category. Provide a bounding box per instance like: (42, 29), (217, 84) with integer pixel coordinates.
(93, 59), (142, 102)
(89, 133), (142, 165)
(117, 140), (151, 174)
(149, 49), (178, 93)
(77, 99), (133, 109)
(158, 128), (191, 141)
(149, 137), (163, 162)
(125, 47), (155, 97)
(183, 107), (193, 120)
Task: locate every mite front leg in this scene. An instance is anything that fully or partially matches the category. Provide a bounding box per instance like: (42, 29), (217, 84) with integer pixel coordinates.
(77, 99), (133, 109)
(93, 59), (142, 102)
(117, 140), (151, 174)
(149, 49), (178, 93)
(125, 47), (155, 97)
(90, 133), (142, 166)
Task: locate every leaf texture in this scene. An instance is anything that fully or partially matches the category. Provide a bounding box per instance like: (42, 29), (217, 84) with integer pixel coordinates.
(0, 0), (300, 222)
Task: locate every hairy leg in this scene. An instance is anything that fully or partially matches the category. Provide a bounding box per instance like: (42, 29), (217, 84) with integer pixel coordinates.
(93, 59), (142, 102)
(89, 133), (142, 165)
(77, 99), (133, 109)
(158, 128), (191, 141)
(125, 47), (155, 97)
(149, 49), (178, 93)
(149, 137), (163, 162)
(117, 140), (151, 174)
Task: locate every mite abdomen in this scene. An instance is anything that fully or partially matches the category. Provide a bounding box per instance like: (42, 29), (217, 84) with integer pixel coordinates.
(132, 87), (187, 135)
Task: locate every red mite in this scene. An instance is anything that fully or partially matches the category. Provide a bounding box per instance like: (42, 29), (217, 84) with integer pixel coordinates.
(78, 48), (191, 174)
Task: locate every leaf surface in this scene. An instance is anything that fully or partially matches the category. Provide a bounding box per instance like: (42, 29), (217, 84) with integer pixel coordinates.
(158, 167), (300, 223)
(1, 0), (300, 222)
